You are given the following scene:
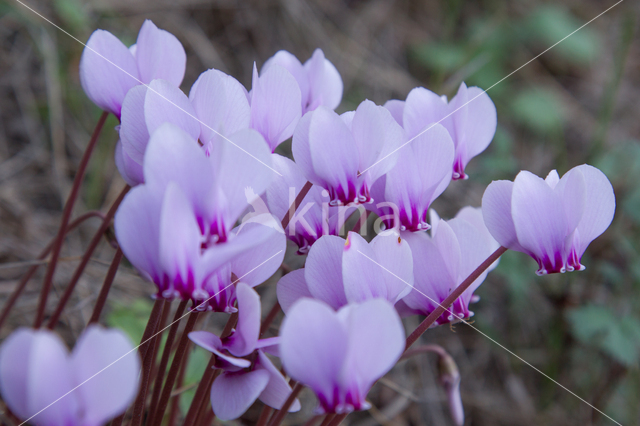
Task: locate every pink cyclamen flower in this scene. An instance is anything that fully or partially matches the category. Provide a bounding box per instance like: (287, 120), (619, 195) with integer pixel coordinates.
(292, 100), (404, 206)
(387, 82), (497, 180)
(262, 49), (343, 114)
(0, 325), (139, 426)
(116, 68), (251, 186)
(482, 164), (615, 275)
(80, 20), (186, 118)
(367, 123), (454, 232)
(189, 283), (300, 420)
(277, 231), (413, 312)
(398, 207), (499, 324)
(280, 298), (404, 413)
(115, 123), (285, 311)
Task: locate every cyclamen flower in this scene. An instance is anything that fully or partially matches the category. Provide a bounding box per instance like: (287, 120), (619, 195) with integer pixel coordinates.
(116, 69), (250, 186)
(277, 231), (413, 312)
(399, 207), (499, 324)
(80, 20), (186, 118)
(189, 283), (300, 420)
(280, 298), (404, 413)
(0, 326), (139, 426)
(482, 164), (615, 275)
(266, 155), (355, 253)
(387, 82), (497, 180)
(262, 49), (343, 114)
(292, 101), (404, 206)
(115, 123), (285, 311)
(368, 123), (454, 232)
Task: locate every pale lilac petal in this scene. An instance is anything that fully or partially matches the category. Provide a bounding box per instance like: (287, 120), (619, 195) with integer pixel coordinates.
(0, 328), (35, 420)
(339, 299), (404, 400)
(119, 84), (150, 163)
(223, 283), (260, 357)
(411, 123), (454, 204)
(573, 165), (615, 254)
(144, 79), (200, 141)
(79, 30), (139, 117)
(135, 20), (186, 87)
(305, 235), (348, 309)
(369, 230), (414, 302)
(351, 100), (404, 184)
(189, 69), (251, 143)
(280, 299), (348, 403)
(254, 337), (281, 357)
(402, 87), (448, 138)
(231, 222), (285, 286)
(383, 99), (405, 126)
(210, 369), (270, 420)
(554, 167), (586, 233)
(308, 107), (359, 203)
(188, 331), (251, 368)
(262, 51), (309, 110)
(342, 232), (389, 303)
(277, 270), (312, 314)
(305, 49), (343, 112)
(456, 86), (497, 166)
(114, 139), (144, 186)
(291, 111), (325, 186)
(482, 180), (525, 252)
(72, 326), (140, 426)
(455, 206), (500, 271)
(256, 351), (301, 412)
(250, 63), (302, 151)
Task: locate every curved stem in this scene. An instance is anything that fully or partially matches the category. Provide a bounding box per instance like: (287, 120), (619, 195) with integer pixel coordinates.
(34, 111), (109, 328)
(260, 301), (281, 337)
(267, 381), (302, 426)
(281, 181), (313, 229)
(46, 185), (130, 330)
(405, 246), (507, 350)
(401, 344), (449, 361)
(0, 211), (104, 329)
(87, 247), (122, 325)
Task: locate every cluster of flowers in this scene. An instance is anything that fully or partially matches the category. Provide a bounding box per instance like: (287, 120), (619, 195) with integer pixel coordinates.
(0, 19), (616, 426)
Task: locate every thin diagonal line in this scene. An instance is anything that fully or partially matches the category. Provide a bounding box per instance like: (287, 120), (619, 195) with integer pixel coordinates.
(19, 250), (283, 426)
(12, 0), (282, 177)
(356, 249), (622, 426)
(359, 0), (624, 177)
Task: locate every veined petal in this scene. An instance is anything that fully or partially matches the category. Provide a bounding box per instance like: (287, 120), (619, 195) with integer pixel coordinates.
(210, 369), (270, 420)
(256, 351), (301, 412)
(230, 222), (285, 287)
(292, 111), (326, 186)
(188, 332), (251, 368)
(305, 235), (348, 309)
(120, 84), (150, 164)
(554, 167), (586, 234)
(277, 269), (312, 314)
(144, 79), (200, 142)
(412, 123), (454, 205)
(369, 230), (414, 302)
(383, 99), (405, 127)
(262, 51), (309, 111)
(79, 30), (139, 117)
(135, 20), (186, 87)
(0, 328), (36, 420)
(305, 48), (343, 112)
(114, 139), (144, 186)
(402, 87), (448, 139)
(342, 232), (389, 303)
(223, 283), (261, 357)
(482, 180), (525, 252)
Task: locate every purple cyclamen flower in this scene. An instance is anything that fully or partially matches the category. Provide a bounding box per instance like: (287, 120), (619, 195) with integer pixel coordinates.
(386, 82), (497, 180)
(116, 68), (250, 186)
(250, 63), (302, 152)
(280, 298), (404, 413)
(115, 123), (285, 311)
(398, 207), (499, 324)
(0, 325), (140, 426)
(189, 283), (300, 420)
(292, 100), (404, 206)
(367, 123), (454, 232)
(80, 20), (186, 118)
(277, 230), (413, 312)
(482, 164), (615, 275)
(266, 154), (356, 253)
(262, 49), (343, 114)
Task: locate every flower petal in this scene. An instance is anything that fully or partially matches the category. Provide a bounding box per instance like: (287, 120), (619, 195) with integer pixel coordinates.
(223, 283), (260, 357)
(0, 328), (36, 420)
(383, 99), (405, 127)
(188, 331), (251, 368)
(114, 139), (144, 186)
(119, 84), (150, 164)
(262, 51), (309, 111)
(481, 180), (525, 252)
(277, 269), (312, 314)
(455, 85), (497, 168)
(305, 49), (343, 112)
(135, 20), (186, 87)
(305, 235), (348, 309)
(342, 232), (389, 303)
(402, 87), (448, 139)
(291, 111), (326, 186)
(256, 351), (301, 412)
(369, 230), (414, 302)
(144, 79), (200, 142)
(210, 369), (270, 420)
(231, 222), (285, 286)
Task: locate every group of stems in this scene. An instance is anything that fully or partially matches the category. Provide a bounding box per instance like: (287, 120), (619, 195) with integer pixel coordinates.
(5, 109), (509, 426)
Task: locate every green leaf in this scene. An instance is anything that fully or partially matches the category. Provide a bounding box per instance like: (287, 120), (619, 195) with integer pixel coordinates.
(105, 299), (154, 344)
(411, 43), (467, 73)
(179, 346), (211, 414)
(510, 88), (564, 133)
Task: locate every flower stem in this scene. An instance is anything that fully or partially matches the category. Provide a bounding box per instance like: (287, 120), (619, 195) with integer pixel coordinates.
(256, 406), (273, 426)
(267, 381), (302, 426)
(281, 181), (313, 229)
(0, 211), (104, 329)
(34, 111), (109, 328)
(87, 247), (123, 325)
(319, 414), (336, 426)
(260, 301), (281, 337)
(46, 184), (130, 329)
(147, 300), (188, 426)
(326, 413), (347, 426)
(405, 246), (507, 350)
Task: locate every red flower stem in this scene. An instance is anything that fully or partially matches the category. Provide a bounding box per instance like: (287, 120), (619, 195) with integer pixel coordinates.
(147, 300), (188, 426)
(256, 406), (273, 426)
(34, 111), (109, 328)
(129, 299), (167, 426)
(351, 209), (368, 234)
(0, 211), (104, 329)
(46, 184), (130, 329)
(304, 415), (324, 426)
(281, 181), (313, 229)
(183, 312), (238, 426)
(267, 381), (302, 426)
(401, 344), (449, 361)
(319, 414), (336, 426)
(405, 246), (507, 350)
(260, 301), (281, 337)
(87, 247), (123, 325)
(327, 413), (347, 426)
(198, 408), (215, 426)
(151, 308), (200, 426)
(168, 342), (191, 426)
(193, 370), (221, 425)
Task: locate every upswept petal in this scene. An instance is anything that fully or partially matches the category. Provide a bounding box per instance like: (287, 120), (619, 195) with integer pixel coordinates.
(455, 206), (500, 271)
(482, 180), (526, 252)
(144, 79), (200, 142)
(256, 351), (301, 412)
(402, 87), (447, 138)
(305, 235), (348, 309)
(119, 85), (150, 163)
(114, 139), (144, 186)
(134, 20), (186, 87)
(554, 167), (586, 234)
(0, 328), (35, 420)
(369, 230), (414, 302)
(383, 99), (405, 127)
(277, 269), (312, 314)
(459, 86), (497, 163)
(79, 29), (139, 117)
(305, 48), (343, 112)
(342, 232), (388, 303)
(262, 51), (309, 110)
(223, 283), (260, 357)
(231, 222), (285, 286)
(72, 326), (140, 426)
(292, 111), (325, 186)
(188, 332), (251, 368)
(210, 369), (270, 421)
(412, 123), (454, 204)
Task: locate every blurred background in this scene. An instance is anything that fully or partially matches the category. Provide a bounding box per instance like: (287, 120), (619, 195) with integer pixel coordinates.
(1, 0), (639, 425)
